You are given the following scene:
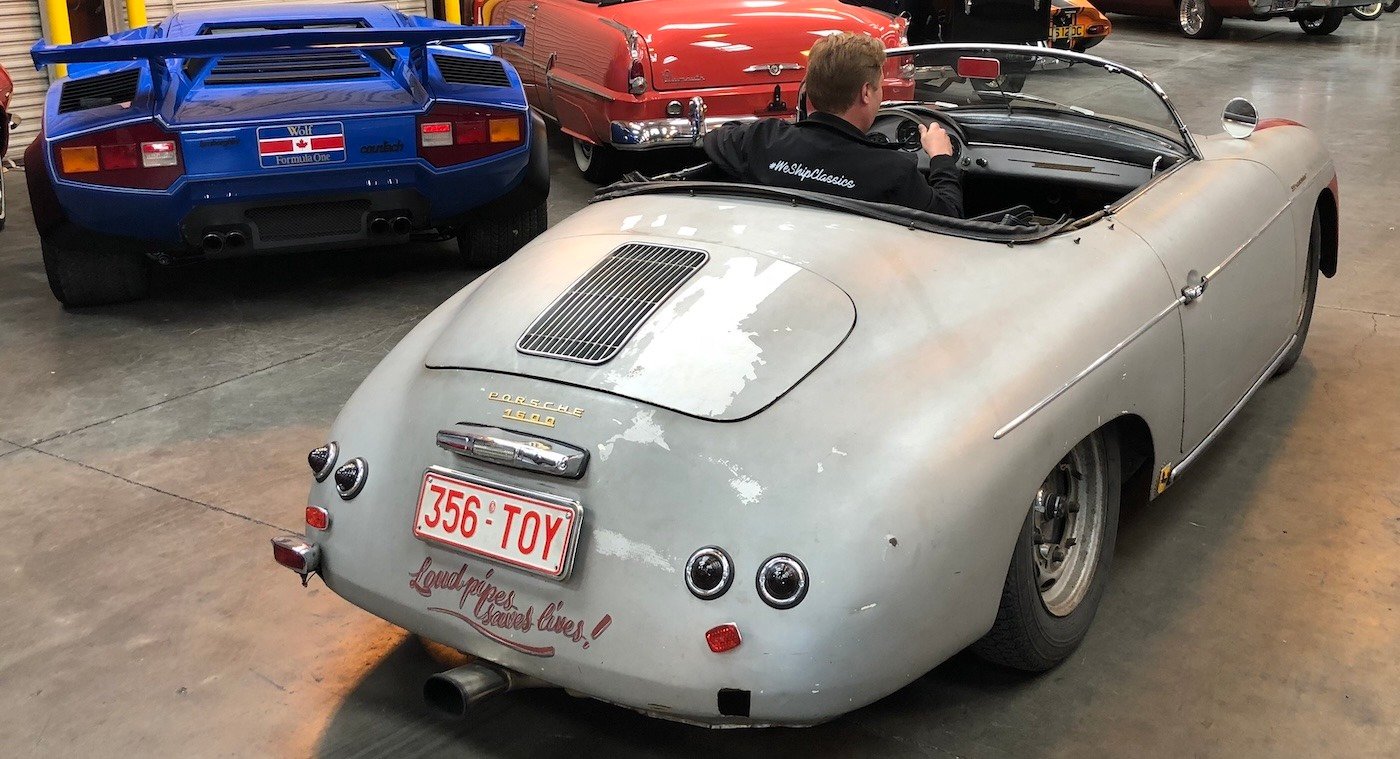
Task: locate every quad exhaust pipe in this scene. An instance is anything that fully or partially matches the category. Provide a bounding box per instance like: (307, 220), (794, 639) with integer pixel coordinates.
(368, 215), (412, 236)
(201, 233), (224, 253)
(391, 216), (411, 235)
(423, 662), (550, 718)
(368, 217), (391, 235)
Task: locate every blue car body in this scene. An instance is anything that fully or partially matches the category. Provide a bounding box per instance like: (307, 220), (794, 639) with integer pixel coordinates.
(26, 5), (545, 264)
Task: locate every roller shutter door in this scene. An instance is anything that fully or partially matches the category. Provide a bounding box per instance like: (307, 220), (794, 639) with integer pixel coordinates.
(1, 0), (45, 149)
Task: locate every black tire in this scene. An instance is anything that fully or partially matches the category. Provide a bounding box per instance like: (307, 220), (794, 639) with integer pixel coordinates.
(1385, 0), (1400, 13)
(1178, 0), (1224, 38)
(457, 202), (547, 270)
(40, 235), (151, 307)
(1273, 211), (1322, 377)
(1352, 2), (1384, 19)
(973, 429), (1121, 671)
(572, 137), (625, 184)
(1299, 8), (1346, 34)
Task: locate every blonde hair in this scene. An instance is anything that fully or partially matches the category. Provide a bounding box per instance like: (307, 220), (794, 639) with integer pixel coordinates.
(804, 33), (884, 114)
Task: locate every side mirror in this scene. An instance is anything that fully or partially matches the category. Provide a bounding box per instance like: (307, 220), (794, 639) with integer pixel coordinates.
(1222, 98), (1258, 139)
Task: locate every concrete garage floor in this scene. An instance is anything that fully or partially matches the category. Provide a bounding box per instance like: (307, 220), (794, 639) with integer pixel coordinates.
(1, 16), (1398, 759)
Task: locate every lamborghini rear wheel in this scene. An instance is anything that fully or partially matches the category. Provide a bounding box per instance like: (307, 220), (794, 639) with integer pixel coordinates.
(458, 202), (548, 270)
(973, 428), (1121, 671)
(40, 235), (151, 307)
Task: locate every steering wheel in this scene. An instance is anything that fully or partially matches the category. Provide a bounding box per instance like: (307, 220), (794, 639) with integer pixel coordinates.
(873, 105), (966, 169)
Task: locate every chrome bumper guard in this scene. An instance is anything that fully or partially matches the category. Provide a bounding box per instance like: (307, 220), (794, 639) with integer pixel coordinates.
(1258, 0), (1371, 10)
(610, 96), (793, 150)
(271, 534), (321, 586)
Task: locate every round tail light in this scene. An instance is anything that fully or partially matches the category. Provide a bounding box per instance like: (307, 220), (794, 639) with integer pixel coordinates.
(308, 442), (338, 482)
(756, 555), (808, 609)
(685, 547), (734, 599)
(334, 458), (368, 500)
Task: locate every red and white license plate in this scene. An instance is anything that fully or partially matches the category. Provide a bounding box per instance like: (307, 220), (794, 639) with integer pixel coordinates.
(412, 467), (581, 579)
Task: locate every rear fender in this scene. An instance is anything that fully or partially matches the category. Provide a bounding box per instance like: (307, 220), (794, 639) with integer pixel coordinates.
(24, 131), (66, 235)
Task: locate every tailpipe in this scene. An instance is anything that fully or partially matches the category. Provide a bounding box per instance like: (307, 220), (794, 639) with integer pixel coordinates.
(391, 216), (412, 235)
(368, 217), (391, 235)
(423, 662), (549, 718)
(201, 233), (225, 253)
(225, 230), (247, 249)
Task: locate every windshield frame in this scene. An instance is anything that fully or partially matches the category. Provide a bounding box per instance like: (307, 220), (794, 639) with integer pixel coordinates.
(885, 43), (1201, 160)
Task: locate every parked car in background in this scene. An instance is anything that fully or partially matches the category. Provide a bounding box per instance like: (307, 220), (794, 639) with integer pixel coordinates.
(271, 44), (1338, 727)
(474, 0), (913, 182)
(1051, 0), (1112, 51)
(27, 4), (548, 307)
(1, 63), (14, 232)
(1092, 0), (1373, 38)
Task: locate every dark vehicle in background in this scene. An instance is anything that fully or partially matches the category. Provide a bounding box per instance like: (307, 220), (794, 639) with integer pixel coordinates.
(1, 63), (14, 232)
(1092, 0), (1374, 38)
(848, 0), (1051, 43)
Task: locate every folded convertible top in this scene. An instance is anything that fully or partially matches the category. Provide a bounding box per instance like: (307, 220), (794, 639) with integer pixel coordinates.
(31, 22), (526, 69)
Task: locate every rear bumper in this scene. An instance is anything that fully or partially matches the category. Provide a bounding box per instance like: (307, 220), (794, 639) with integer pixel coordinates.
(610, 96), (793, 150)
(1251, 0), (1371, 11)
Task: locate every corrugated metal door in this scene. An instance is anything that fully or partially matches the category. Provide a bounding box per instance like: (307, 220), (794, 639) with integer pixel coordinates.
(1, 0), (45, 149)
(153, 0), (429, 20)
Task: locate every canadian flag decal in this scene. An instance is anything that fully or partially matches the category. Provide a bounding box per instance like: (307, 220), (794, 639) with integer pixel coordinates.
(256, 122), (347, 168)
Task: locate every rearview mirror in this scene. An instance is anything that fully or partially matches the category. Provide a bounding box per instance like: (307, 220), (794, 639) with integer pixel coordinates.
(1222, 98), (1258, 139)
(957, 56), (1002, 81)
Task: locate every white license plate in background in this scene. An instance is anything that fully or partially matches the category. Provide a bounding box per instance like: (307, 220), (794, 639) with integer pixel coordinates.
(413, 468), (581, 579)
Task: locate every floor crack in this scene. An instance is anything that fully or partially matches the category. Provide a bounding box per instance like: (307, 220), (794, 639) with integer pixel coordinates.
(1319, 304), (1400, 319)
(28, 447), (297, 533)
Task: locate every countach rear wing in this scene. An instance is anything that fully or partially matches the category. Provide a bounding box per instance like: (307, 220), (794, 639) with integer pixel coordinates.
(31, 21), (526, 69)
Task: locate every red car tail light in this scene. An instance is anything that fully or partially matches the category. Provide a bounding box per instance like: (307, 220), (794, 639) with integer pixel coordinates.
(53, 121), (184, 189)
(416, 103), (526, 167)
(305, 505), (330, 530)
(705, 623), (742, 653)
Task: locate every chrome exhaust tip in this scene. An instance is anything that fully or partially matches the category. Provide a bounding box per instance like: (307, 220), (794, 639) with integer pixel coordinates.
(201, 233), (225, 253)
(423, 662), (550, 718)
(225, 230), (247, 249)
(391, 216), (412, 235)
(368, 217), (391, 235)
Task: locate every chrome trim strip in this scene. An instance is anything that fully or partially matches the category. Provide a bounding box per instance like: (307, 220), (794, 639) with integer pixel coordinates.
(993, 294), (1186, 439)
(437, 424), (588, 479)
(885, 43), (1201, 159)
(1204, 202), (1292, 283)
(545, 71), (615, 101)
(1169, 334), (1296, 483)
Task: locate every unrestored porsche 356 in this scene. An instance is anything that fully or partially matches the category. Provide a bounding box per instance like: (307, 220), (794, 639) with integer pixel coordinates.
(273, 44), (1338, 727)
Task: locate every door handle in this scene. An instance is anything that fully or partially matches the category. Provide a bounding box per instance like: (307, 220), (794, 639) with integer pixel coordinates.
(1181, 271), (1209, 303)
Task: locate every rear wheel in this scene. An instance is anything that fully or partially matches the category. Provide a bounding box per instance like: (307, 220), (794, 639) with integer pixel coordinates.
(1298, 9), (1346, 34)
(40, 235), (151, 307)
(1352, 2), (1384, 19)
(1386, 0), (1400, 12)
(1273, 211), (1322, 377)
(1178, 0), (1223, 38)
(973, 429), (1121, 671)
(572, 138), (624, 184)
(457, 202), (547, 270)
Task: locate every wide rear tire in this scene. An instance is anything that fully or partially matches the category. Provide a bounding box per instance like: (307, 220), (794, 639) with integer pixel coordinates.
(457, 202), (547, 270)
(973, 429), (1121, 671)
(40, 235), (151, 307)
(1299, 9), (1346, 34)
(1273, 211), (1322, 377)
(1178, 0), (1223, 39)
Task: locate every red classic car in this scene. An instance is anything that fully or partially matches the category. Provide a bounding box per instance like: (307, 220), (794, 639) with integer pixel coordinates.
(1, 63), (13, 231)
(474, 0), (912, 181)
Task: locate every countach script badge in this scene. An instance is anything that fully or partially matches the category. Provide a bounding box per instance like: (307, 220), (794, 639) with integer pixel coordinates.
(257, 122), (346, 168)
(487, 391), (585, 429)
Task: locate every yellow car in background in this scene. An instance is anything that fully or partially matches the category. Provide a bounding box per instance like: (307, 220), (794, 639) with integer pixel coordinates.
(1051, 0), (1112, 51)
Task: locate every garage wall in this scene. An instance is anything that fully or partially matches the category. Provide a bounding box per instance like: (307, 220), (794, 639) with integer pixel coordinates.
(1, 0), (433, 157)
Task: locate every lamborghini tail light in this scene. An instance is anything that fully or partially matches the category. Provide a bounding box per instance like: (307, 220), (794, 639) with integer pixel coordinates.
(416, 103), (526, 167)
(54, 121), (183, 189)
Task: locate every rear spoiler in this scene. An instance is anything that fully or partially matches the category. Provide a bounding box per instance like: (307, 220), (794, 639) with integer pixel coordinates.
(32, 22), (526, 69)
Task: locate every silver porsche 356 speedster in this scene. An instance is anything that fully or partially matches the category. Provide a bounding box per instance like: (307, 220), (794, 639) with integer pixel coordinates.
(272, 44), (1338, 727)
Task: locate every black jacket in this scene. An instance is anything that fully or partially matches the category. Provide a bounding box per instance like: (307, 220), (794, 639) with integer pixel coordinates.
(701, 112), (963, 218)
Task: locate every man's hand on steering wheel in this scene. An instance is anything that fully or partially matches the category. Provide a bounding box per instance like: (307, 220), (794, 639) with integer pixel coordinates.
(919, 123), (954, 159)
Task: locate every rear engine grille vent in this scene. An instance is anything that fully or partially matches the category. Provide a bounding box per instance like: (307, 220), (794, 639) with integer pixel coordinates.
(246, 199), (370, 242)
(57, 69), (141, 114)
(517, 243), (709, 365)
(204, 51), (378, 85)
(433, 55), (511, 87)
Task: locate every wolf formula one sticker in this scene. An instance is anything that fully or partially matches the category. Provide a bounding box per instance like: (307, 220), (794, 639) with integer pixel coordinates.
(257, 122), (346, 168)
(410, 557), (614, 657)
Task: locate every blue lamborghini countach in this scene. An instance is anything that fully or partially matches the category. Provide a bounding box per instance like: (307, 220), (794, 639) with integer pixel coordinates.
(27, 4), (547, 306)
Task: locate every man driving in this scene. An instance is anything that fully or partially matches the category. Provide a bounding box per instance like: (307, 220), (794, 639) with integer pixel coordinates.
(702, 33), (963, 218)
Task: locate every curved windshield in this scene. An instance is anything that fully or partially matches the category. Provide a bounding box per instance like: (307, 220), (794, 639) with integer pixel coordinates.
(892, 44), (1193, 152)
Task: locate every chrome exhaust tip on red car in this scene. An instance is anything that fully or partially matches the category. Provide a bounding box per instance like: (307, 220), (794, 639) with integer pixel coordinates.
(423, 662), (551, 719)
